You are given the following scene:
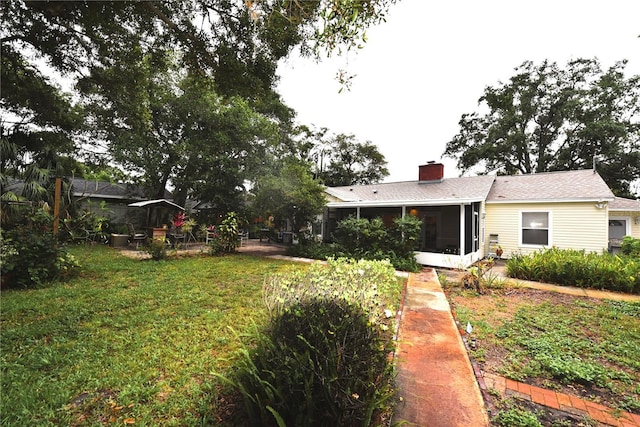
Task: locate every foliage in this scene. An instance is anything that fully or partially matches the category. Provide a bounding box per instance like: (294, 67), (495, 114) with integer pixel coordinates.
(171, 212), (186, 228)
(495, 300), (639, 390)
(286, 239), (340, 260)
(492, 406), (543, 427)
(217, 212), (241, 253)
(0, 208), (79, 288)
(82, 60), (280, 205)
(144, 239), (167, 261)
(2, 0), (397, 213)
(287, 217), (423, 272)
(60, 203), (111, 244)
(450, 288), (640, 415)
(222, 259), (401, 426)
(328, 215), (422, 271)
(1, 44), (83, 202)
(505, 248), (640, 294)
(388, 215), (423, 258)
(461, 259), (498, 294)
(444, 58), (640, 198)
(0, 245), (307, 425)
(316, 132), (389, 186)
(621, 236), (640, 257)
(251, 160), (326, 236)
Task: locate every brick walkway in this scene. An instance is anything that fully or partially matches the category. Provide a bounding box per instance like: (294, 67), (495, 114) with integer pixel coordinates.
(392, 269), (490, 426)
(482, 369), (640, 426)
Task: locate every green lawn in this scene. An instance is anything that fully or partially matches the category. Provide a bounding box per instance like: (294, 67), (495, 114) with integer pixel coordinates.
(0, 245), (309, 426)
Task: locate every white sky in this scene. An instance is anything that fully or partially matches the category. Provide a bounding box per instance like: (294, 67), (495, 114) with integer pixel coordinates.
(276, 0), (640, 183)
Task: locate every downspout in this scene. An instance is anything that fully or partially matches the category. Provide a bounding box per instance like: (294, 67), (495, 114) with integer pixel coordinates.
(459, 204), (466, 257)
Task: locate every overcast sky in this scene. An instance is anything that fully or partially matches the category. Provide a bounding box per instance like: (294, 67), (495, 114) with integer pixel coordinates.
(276, 0), (640, 183)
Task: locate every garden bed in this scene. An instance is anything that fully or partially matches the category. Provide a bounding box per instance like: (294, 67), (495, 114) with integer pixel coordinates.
(444, 281), (640, 423)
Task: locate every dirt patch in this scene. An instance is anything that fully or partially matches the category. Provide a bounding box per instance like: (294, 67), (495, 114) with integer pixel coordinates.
(445, 283), (639, 418)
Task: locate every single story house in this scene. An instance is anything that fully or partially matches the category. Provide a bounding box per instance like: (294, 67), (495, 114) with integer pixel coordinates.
(323, 163), (640, 268)
(69, 178), (173, 226)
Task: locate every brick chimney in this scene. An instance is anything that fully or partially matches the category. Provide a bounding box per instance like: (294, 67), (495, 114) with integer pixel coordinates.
(419, 162), (444, 182)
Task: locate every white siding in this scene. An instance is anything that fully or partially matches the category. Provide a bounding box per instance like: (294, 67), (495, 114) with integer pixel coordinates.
(484, 202), (608, 258)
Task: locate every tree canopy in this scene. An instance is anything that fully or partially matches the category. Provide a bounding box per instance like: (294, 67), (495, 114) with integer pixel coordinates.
(317, 133), (389, 186)
(251, 160), (326, 236)
(443, 58), (640, 198)
(1, 0), (396, 215)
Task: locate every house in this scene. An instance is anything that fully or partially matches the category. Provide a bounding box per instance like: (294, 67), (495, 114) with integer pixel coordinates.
(69, 178), (172, 226)
(70, 178), (145, 225)
(323, 163), (640, 268)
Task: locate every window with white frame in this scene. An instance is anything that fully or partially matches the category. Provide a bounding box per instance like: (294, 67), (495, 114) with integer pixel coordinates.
(521, 211), (550, 246)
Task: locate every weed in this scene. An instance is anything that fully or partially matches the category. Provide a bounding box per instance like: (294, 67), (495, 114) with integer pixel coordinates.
(451, 288), (640, 412)
(492, 407), (543, 426)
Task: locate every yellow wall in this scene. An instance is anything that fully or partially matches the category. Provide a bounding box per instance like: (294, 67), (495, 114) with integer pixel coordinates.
(484, 202), (609, 258)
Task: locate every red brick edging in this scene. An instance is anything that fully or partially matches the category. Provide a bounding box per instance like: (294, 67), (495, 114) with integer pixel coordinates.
(482, 372), (640, 427)
(449, 305), (639, 427)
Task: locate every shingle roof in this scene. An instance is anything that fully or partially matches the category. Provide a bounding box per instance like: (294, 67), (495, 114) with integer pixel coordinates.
(70, 178), (172, 200)
(326, 169), (617, 207)
(326, 175), (496, 207)
(609, 196), (640, 211)
(485, 169), (614, 203)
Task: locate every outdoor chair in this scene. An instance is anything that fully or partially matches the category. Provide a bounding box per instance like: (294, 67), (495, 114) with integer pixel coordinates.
(238, 230), (249, 246)
(167, 226), (185, 248)
(70, 228), (91, 245)
(127, 223), (147, 247)
(205, 227), (216, 244)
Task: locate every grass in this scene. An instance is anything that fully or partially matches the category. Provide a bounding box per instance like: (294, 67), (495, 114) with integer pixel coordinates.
(0, 245), (312, 426)
(448, 285), (640, 415)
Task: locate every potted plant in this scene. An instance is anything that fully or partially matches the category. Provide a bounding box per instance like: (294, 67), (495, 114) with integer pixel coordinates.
(496, 245), (503, 259)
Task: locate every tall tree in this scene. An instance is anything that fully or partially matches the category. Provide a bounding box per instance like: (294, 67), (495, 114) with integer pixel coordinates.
(1, 44), (83, 204)
(81, 55), (278, 208)
(318, 133), (389, 186)
(443, 59), (640, 198)
(2, 0), (397, 203)
(252, 160), (326, 237)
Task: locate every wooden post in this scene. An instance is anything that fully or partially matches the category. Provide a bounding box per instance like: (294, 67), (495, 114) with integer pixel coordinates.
(53, 177), (61, 237)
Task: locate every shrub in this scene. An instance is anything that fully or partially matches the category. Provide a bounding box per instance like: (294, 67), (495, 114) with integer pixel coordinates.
(285, 240), (342, 260)
(144, 239), (167, 261)
(218, 212), (240, 253)
(291, 215), (422, 272)
(222, 259), (400, 426)
(506, 248), (640, 294)
(1, 209), (79, 288)
(333, 216), (387, 256)
(621, 236), (640, 257)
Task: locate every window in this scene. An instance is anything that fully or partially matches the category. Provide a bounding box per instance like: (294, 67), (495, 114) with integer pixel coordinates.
(521, 211), (550, 246)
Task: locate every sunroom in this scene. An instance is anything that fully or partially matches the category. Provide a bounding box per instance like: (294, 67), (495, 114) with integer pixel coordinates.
(323, 201), (485, 268)
(322, 163), (496, 268)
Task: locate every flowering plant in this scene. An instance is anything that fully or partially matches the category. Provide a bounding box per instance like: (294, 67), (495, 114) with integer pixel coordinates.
(172, 211), (186, 228)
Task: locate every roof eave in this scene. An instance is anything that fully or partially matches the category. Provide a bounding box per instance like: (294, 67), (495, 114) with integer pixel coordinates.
(327, 197), (486, 208)
(486, 197), (616, 204)
(72, 192), (146, 201)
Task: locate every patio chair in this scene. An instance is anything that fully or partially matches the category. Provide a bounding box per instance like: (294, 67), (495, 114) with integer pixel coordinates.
(238, 230), (249, 246)
(205, 227), (216, 244)
(167, 226), (186, 248)
(127, 223), (147, 247)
